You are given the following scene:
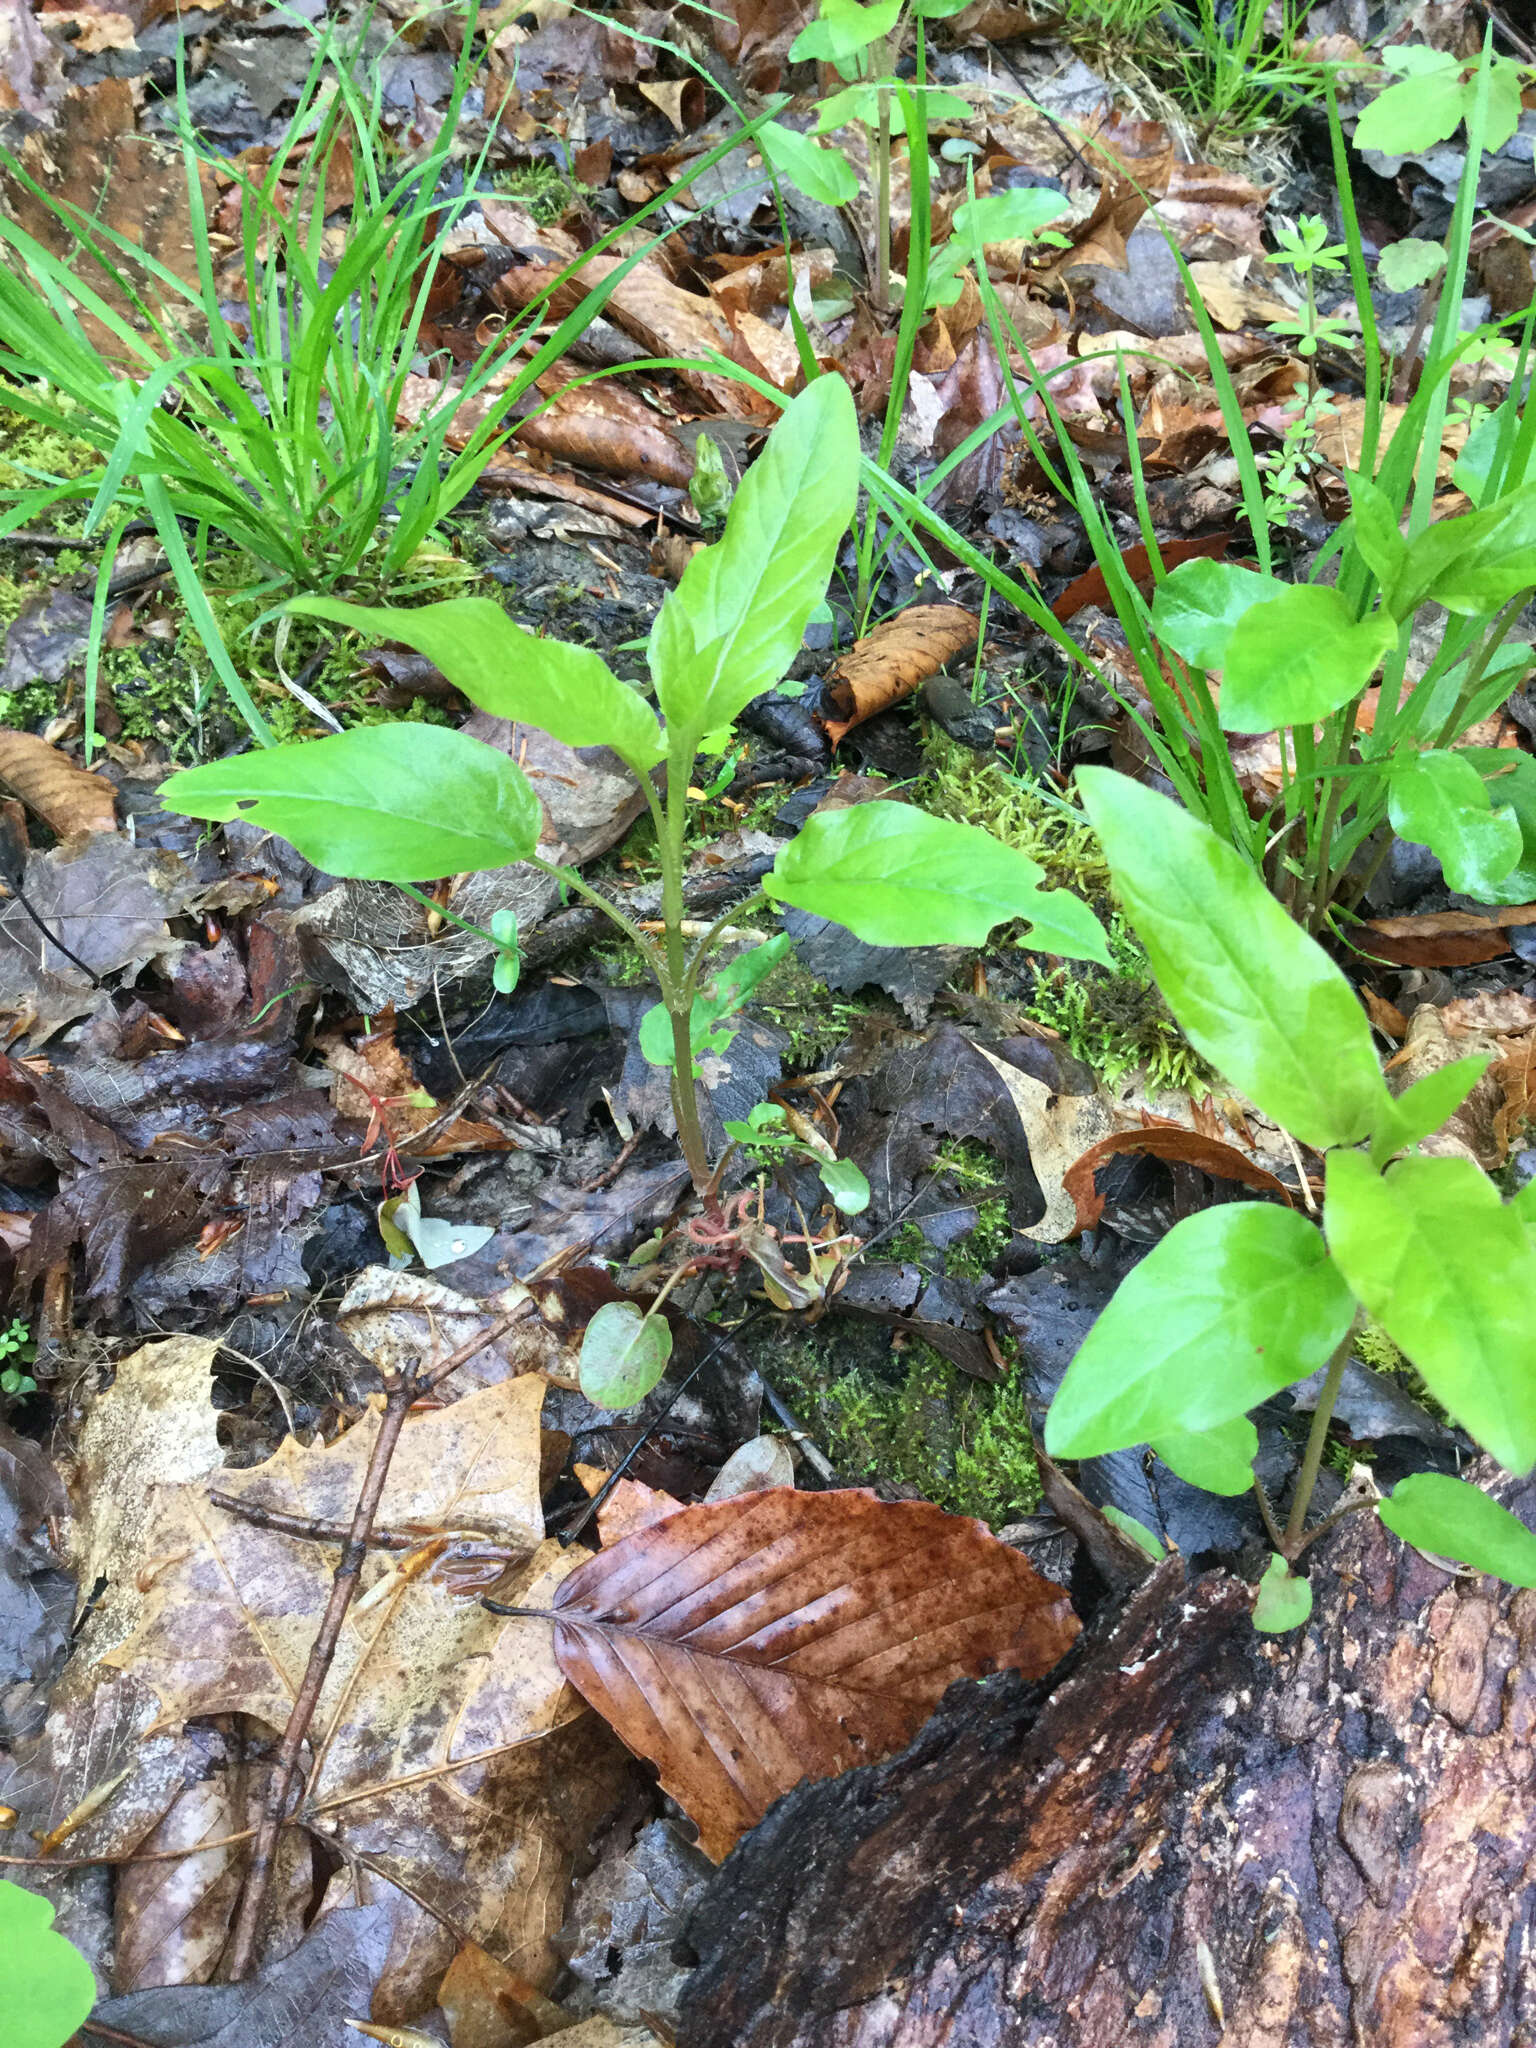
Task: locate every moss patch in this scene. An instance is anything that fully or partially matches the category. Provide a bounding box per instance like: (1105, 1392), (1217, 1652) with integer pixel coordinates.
(775, 1328), (1040, 1527)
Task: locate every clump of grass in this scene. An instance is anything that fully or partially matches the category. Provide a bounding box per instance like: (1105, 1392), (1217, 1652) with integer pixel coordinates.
(776, 1332), (1040, 1527)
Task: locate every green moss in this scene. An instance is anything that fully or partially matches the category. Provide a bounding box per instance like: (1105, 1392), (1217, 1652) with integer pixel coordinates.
(919, 737), (1209, 1092)
(755, 953), (883, 1069)
(491, 160), (578, 225)
(0, 385), (102, 535)
(776, 1333), (1040, 1526)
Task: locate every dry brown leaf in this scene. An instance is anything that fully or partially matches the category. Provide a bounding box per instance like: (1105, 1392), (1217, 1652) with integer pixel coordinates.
(1062, 1125), (1292, 1235)
(0, 727), (116, 837)
(710, 245), (834, 318)
(822, 605), (980, 745)
(319, 1012), (514, 1156)
(1441, 991), (1536, 1037)
(481, 201), (763, 418)
(1185, 257), (1292, 330)
(593, 1475), (683, 1545)
(975, 1044), (1117, 1241)
(1385, 1003), (1505, 1168)
(66, 1335), (224, 1651)
(550, 1487), (1079, 1861)
(1316, 400), (1467, 484)
(518, 372), (692, 486)
(103, 1381), (623, 1995)
(1363, 905), (1536, 967)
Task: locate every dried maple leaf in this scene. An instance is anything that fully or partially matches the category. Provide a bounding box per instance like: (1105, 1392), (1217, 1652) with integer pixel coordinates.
(550, 1487), (1079, 1860)
(102, 1378), (624, 1997)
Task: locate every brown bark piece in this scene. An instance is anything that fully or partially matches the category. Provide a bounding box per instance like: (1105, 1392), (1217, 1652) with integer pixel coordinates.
(680, 1466), (1536, 2046)
(552, 1488), (1079, 1862)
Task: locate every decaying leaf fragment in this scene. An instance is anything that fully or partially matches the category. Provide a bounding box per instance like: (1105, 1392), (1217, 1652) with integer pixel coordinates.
(822, 605), (981, 746)
(550, 1487), (1079, 1860)
(0, 729), (116, 837)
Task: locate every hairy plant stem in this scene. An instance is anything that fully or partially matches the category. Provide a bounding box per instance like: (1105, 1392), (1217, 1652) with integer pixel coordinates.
(1283, 1318), (1358, 1551)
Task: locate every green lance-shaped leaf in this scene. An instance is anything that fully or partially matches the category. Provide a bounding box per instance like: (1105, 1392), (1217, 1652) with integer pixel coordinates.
(1076, 769), (1392, 1149)
(766, 800), (1111, 958)
(1103, 1506), (1164, 1562)
(1151, 1415), (1259, 1496)
(1, 1877), (97, 2048)
(1044, 1204), (1355, 1460)
(1149, 557), (1287, 672)
(1325, 1149), (1536, 1475)
(760, 122), (860, 207)
(817, 1155), (871, 1214)
(1388, 481), (1536, 619)
(1370, 1055), (1491, 1169)
(1252, 1553), (1312, 1633)
(1388, 748), (1521, 898)
(162, 724), (542, 883)
(579, 1300), (673, 1410)
(287, 595), (666, 770)
(1219, 585), (1397, 732)
(649, 376), (860, 749)
(1379, 1472), (1536, 1585)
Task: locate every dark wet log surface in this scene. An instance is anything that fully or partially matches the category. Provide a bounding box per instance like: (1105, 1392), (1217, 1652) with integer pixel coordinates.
(679, 1466), (1536, 2048)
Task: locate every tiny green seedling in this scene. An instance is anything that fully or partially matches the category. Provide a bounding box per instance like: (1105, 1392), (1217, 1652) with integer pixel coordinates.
(1044, 769), (1536, 1628)
(164, 377), (1107, 1411)
(0, 1314), (34, 1397)
(722, 1101), (872, 1216)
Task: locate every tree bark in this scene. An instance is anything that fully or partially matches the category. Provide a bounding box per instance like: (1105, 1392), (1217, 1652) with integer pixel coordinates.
(679, 1467), (1536, 2047)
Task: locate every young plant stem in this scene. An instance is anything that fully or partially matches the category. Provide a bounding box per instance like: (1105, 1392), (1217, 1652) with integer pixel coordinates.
(875, 86), (892, 314)
(1283, 1319), (1358, 1551)
(658, 756), (714, 1201)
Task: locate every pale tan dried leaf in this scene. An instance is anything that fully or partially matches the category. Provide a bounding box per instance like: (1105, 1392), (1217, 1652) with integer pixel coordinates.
(595, 1476), (684, 1545)
(704, 1434), (795, 1500)
(337, 1266), (568, 1398)
(552, 1488), (1079, 1860)
(975, 1046), (1116, 1243)
(67, 1335), (223, 1650)
(0, 728), (116, 836)
(823, 605), (981, 745)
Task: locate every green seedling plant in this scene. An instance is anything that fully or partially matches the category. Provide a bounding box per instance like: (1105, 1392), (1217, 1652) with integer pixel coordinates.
(722, 1101), (872, 1217)
(0, 1313), (35, 1397)
(162, 377), (1109, 1410)
(0, 4), (777, 748)
(1045, 768), (1536, 1631)
(854, 38), (1536, 935)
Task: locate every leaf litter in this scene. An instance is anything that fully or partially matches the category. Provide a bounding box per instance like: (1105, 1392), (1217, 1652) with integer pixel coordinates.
(2, 0), (1536, 2039)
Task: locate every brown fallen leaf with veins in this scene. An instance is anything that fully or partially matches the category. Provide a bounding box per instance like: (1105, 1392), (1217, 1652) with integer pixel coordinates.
(0, 729), (116, 837)
(822, 605), (980, 746)
(549, 1487), (1079, 1861)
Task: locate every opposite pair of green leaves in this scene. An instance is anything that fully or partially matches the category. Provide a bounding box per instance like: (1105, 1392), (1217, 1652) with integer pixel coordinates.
(1047, 773), (1536, 1535)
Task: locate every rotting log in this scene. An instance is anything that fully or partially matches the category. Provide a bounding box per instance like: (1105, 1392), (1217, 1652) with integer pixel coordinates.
(679, 1466), (1536, 2047)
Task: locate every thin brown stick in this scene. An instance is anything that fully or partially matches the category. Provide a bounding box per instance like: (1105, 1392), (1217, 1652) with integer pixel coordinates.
(223, 1370), (417, 1980)
(418, 1305), (528, 1392)
(207, 1490), (421, 1549)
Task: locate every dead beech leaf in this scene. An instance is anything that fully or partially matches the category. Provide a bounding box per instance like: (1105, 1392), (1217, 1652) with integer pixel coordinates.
(0, 728), (116, 836)
(594, 1475), (683, 1545)
(1362, 905), (1536, 967)
(550, 1487), (1078, 1861)
(822, 605), (980, 746)
(1063, 1125), (1292, 1235)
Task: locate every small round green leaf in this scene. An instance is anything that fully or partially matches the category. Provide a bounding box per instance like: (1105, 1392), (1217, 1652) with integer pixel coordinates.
(162, 724), (542, 883)
(579, 1301), (673, 1409)
(767, 801), (1110, 958)
(1388, 749), (1521, 898)
(1220, 585), (1397, 732)
(817, 1156), (871, 1214)
(760, 122), (860, 207)
(1252, 1553), (1312, 1633)
(1380, 1472), (1536, 1584)
(1, 1877), (96, 2048)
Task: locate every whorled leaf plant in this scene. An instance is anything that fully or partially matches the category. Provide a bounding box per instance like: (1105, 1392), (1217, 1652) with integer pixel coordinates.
(1045, 768), (1536, 1629)
(163, 375), (1109, 1407)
